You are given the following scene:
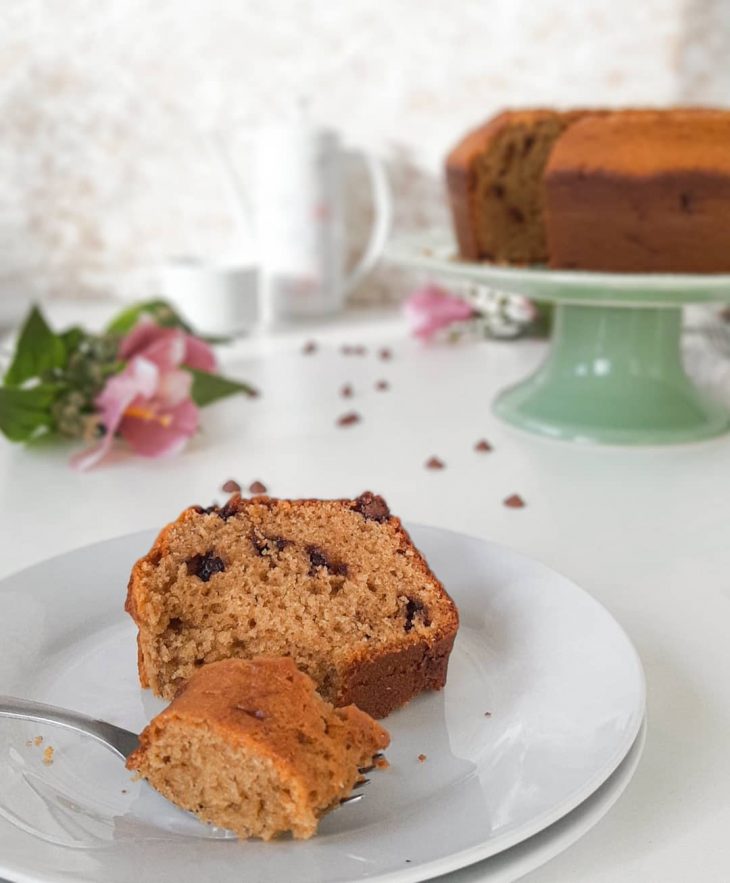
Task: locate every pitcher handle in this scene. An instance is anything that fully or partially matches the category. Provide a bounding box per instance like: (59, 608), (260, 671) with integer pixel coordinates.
(343, 150), (392, 296)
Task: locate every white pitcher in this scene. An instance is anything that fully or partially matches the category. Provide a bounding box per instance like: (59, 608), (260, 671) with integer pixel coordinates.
(209, 123), (392, 323)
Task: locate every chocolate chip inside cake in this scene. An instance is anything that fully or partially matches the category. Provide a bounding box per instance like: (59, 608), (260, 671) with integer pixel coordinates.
(126, 657), (389, 840)
(126, 492), (459, 718)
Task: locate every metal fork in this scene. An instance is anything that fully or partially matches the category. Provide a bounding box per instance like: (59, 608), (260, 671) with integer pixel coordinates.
(0, 695), (375, 805)
(0, 695), (139, 759)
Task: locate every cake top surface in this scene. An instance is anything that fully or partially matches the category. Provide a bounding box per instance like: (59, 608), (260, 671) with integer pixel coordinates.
(546, 109), (730, 176)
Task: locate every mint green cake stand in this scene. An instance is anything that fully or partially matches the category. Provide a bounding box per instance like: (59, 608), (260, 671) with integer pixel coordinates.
(387, 233), (730, 445)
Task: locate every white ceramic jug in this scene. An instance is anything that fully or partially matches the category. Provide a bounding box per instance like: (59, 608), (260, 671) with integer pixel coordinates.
(210, 123), (392, 323)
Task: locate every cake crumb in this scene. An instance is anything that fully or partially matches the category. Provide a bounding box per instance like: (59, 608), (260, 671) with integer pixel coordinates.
(121, 789), (128, 794)
(33, 736), (43, 746)
(374, 755), (390, 770)
(425, 456), (445, 470)
(378, 347), (393, 360)
(340, 384), (354, 398)
(249, 481), (267, 495)
(375, 380), (390, 391)
(42, 746), (54, 765)
(484, 711), (492, 717)
(417, 753), (427, 762)
(221, 479), (241, 494)
(474, 439), (493, 452)
(503, 494), (526, 508)
(302, 340), (318, 355)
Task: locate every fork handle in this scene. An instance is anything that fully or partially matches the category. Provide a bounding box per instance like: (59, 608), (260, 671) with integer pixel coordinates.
(0, 695), (138, 759)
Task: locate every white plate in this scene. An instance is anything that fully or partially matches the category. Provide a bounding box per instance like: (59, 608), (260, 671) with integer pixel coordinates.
(0, 525), (645, 883)
(439, 716), (646, 883)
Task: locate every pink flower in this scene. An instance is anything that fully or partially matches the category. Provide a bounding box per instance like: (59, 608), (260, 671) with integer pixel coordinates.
(118, 318), (217, 373)
(71, 326), (204, 471)
(403, 284), (475, 340)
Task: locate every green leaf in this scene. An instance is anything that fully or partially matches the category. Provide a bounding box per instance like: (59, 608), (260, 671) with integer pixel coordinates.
(106, 300), (194, 336)
(0, 384), (59, 442)
(59, 326), (86, 353)
(4, 306), (66, 386)
(187, 369), (258, 407)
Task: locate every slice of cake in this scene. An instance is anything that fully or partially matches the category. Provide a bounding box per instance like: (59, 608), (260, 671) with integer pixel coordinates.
(126, 657), (389, 840)
(126, 492), (459, 718)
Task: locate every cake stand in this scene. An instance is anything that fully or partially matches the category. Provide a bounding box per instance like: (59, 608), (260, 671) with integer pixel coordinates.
(387, 232), (730, 445)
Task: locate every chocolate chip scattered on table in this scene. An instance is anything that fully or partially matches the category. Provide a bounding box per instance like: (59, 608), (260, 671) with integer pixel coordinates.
(425, 456), (445, 470)
(503, 494), (526, 508)
(337, 411), (361, 427)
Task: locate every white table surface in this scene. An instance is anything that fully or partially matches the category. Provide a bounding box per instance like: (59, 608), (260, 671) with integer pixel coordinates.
(1, 302), (730, 882)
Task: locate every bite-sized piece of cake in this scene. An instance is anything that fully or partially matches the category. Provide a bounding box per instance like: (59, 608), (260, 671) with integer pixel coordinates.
(445, 109), (588, 264)
(126, 492), (459, 718)
(544, 109), (730, 272)
(126, 657), (389, 840)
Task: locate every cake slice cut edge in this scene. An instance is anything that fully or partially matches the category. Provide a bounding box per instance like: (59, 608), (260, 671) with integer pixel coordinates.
(126, 492), (459, 718)
(126, 657), (390, 840)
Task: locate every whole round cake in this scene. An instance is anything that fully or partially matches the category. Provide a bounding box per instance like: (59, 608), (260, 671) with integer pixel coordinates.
(446, 108), (730, 273)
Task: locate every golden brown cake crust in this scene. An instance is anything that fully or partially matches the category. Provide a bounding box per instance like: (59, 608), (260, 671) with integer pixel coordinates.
(126, 492), (459, 718)
(545, 110), (730, 272)
(126, 657), (389, 840)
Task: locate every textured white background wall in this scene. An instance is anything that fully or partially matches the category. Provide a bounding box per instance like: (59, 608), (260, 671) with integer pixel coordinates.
(0, 0), (727, 305)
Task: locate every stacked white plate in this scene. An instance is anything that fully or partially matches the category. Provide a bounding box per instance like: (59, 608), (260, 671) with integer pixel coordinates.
(0, 525), (645, 883)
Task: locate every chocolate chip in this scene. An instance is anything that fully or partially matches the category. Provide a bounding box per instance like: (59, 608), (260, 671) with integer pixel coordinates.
(484, 711), (492, 717)
(193, 504), (219, 515)
(302, 340), (318, 354)
(522, 135), (535, 154)
(404, 597), (429, 631)
(251, 532), (291, 557)
(378, 347), (393, 360)
(217, 498), (241, 520)
(340, 384), (354, 398)
(168, 617), (184, 632)
(337, 411), (361, 427)
(234, 705), (266, 720)
(418, 753), (427, 762)
(474, 439), (492, 452)
(354, 491), (390, 522)
(308, 545), (348, 577)
(375, 380), (389, 391)
(249, 480), (267, 495)
(508, 205), (525, 223)
(425, 456), (445, 470)
(680, 192), (694, 213)
(503, 494), (526, 508)
(491, 183), (505, 198)
(222, 479), (241, 493)
(186, 552), (226, 582)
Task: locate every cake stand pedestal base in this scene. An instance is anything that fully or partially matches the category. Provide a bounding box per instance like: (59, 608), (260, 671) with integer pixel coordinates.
(494, 304), (730, 445)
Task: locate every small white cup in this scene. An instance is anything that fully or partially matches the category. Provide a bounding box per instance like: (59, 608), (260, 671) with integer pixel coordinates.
(158, 258), (259, 337)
